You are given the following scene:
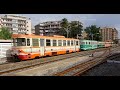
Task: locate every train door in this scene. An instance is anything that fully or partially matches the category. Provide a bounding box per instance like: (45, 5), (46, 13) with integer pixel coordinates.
(40, 39), (45, 56)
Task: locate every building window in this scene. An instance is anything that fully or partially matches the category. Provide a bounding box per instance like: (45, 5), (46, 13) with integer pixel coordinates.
(46, 39), (51, 46)
(58, 40), (62, 46)
(53, 40), (57, 46)
(32, 39), (39, 46)
(63, 40), (66, 46)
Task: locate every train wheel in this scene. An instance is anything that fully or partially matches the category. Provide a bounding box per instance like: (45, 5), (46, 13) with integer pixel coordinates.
(35, 56), (40, 59)
(13, 56), (20, 62)
(66, 50), (69, 54)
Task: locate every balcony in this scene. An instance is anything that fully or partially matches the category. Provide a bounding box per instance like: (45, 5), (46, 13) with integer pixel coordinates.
(50, 26), (61, 29)
(39, 27), (44, 29)
(18, 22), (26, 24)
(5, 25), (12, 28)
(18, 26), (26, 29)
(45, 30), (56, 33)
(39, 30), (44, 33)
(2, 21), (13, 24)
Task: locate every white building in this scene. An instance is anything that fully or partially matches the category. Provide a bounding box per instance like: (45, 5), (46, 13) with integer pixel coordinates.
(0, 14), (32, 34)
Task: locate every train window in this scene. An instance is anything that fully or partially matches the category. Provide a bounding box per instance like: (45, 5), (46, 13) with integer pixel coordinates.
(63, 40), (66, 46)
(67, 40), (70, 46)
(71, 40), (73, 46)
(89, 42), (90, 44)
(27, 39), (30, 46)
(76, 41), (79, 45)
(53, 40), (57, 46)
(46, 39), (51, 46)
(32, 39), (39, 46)
(86, 42), (87, 45)
(16, 38), (26, 46)
(58, 40), (62, 46)
(40, 39), (44, 46)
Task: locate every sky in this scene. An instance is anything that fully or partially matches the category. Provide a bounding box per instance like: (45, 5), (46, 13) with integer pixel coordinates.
(0, 14), (120, 38)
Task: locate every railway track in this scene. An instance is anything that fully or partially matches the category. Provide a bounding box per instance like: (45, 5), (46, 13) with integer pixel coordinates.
(0, 47), (118, 76)
(0, 52), (100, 75)
(53, 49), (111, 76)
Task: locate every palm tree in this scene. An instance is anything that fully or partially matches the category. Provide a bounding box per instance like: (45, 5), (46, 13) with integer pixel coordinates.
(60, 18), (70, 38)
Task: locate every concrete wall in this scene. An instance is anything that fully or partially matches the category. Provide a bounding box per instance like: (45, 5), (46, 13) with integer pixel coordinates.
(0, 40), (12, 64)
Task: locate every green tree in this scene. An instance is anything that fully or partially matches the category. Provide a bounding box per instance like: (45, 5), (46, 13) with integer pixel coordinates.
(84, 25), (102, 41)
(0, 27), (12, 40)
(69, 22), (83, 38)
(60, 18), (70, 38)
(60, 18), (83, 38)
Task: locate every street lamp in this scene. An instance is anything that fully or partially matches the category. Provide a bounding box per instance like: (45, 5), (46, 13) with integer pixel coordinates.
(63, 25), (70, 38)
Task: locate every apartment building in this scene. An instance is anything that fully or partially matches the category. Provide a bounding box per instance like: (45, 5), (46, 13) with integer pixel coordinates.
(100, 27), (118, 41)
(35, 21), (83, 36)
(35, 21), (61, 36)
(0, 14), (32, 34)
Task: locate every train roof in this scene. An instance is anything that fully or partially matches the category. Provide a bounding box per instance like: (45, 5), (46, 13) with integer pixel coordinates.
(12, 34), (79, 40)
(80, 40), (97, 42)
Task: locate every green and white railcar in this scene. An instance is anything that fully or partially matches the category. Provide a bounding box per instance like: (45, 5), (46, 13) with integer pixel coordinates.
(97, 42), (105, 48)
(80, 40), (98, 50)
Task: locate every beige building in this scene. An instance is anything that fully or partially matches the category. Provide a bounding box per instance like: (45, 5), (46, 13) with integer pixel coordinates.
(100, 27), (118, 41)
(0, 14), (32, 34)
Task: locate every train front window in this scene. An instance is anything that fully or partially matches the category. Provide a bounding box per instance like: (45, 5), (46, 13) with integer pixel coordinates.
(14, 38), (26, 46)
